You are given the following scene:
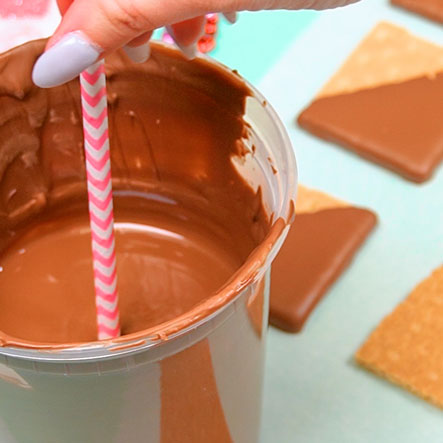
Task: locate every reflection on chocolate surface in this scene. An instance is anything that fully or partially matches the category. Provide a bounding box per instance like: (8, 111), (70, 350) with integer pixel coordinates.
(298, 73), (443, 183)
(161, 339), (232, 442)
(271, 207), (376, 332)
(0, 40), (287, 348)
(0, 196), (244, 343)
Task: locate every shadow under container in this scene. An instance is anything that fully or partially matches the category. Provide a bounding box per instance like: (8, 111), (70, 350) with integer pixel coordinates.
(0, 41), (297, 443)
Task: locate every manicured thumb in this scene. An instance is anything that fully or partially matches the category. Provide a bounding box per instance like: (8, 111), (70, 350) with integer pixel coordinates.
(32, 0), (210, 88)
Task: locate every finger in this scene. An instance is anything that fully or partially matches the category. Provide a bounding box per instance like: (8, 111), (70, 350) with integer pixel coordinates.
(170, 17), (206, 47)
(52, 0), (209, 53)
(167, 16), (206, 59)
(56, 0), (72, 15)
(222, 12), (237, 23)
(33, 0), (212, 87)
(123, 31), (152, 64)
(32, 0), (360, 88)
(127, 31), (152, 47)
(262, 0), (359, 10)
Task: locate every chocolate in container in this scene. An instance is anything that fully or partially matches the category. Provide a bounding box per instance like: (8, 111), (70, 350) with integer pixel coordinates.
(0, 41), (296, 443)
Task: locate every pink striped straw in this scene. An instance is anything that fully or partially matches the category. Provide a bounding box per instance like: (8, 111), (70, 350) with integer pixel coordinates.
(80, 60), (120, 340)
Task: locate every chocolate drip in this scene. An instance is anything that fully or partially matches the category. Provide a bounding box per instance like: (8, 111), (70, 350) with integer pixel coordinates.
(0, 41), (286, 348)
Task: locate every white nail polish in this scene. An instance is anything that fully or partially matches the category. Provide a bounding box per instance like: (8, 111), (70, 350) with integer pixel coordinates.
(32, 32), (102, 88)
(177, 42), (197, 60)
(123, 42), (151, 64)
(166, 26), (198, 60)
(223, 12), (237, 24)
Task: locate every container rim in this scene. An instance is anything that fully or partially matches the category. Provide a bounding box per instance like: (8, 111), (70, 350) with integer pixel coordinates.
(0, 41), (297, 364)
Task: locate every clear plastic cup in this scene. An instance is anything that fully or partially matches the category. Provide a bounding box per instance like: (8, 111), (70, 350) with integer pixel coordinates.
(0, 42), (297, 443)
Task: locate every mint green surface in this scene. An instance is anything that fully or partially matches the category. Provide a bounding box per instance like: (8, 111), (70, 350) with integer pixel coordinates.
(257, 1), (443, 442)
(211, 10), (316, 84)
(154, 10), (316, 85)
(141, 6), (443, 442)
(157, 5), (442, 441)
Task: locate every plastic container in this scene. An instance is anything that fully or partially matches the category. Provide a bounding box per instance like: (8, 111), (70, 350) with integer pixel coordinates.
(0, 42), (297, 443)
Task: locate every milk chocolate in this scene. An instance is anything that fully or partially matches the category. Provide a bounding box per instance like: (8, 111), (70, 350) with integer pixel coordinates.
(0, 40), (288, 348)
(161, 339), (232, 442)
(298, 73), (443, 183)
(391, 0), (443, 24)
(270, 207), (376, 332)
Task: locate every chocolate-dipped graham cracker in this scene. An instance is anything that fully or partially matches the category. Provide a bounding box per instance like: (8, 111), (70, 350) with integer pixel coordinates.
(270, 186), (376, 332)
(391, 0), (443, 24)
(356, 266), (443, 408)
(298, 22), (443, 183)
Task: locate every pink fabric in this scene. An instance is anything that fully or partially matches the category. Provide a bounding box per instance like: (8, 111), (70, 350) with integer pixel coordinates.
(0, 0), (50, 18)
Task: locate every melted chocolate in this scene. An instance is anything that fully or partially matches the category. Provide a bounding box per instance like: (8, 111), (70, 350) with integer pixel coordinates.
(0, 196), (243, 343)
(298, 73), (443, 183)
(270, 207), (376, 332)
(161, 339), (232, 442)
(0, 40), (279, 347)
(392, 0), (443, 24)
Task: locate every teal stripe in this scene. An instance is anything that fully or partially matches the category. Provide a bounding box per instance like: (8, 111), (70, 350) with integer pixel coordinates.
(211, 10), (317, 84)
(153, 10), (317, 85)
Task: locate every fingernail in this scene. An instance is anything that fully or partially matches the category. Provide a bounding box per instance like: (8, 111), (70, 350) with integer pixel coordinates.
(223, 12), (237, 24)
(166, 26), (198, 60)
(176, 42), (197, 60)
(123, 42), (151, 63)
(32, 32), (101, 88)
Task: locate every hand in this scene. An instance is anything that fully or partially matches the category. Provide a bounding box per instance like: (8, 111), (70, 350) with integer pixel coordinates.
(32, 0), (358, 88)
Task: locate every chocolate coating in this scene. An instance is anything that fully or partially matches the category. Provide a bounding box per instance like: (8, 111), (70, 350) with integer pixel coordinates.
(0, 40), (280, 347)
(0, 197), (244, 343)
(161, 339), (232, 442)
(298, 73), (443, 183)
(391, 0), (443, 24)
(270, 207), (376, 332)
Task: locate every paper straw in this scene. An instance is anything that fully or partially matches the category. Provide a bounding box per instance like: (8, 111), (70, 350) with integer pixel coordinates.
(80, 60), (120, 340)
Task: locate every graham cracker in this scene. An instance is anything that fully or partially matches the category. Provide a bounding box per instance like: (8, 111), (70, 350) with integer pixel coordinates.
(318, 22), (443, 98)
(356, 266), (443, 408)
(296, 185), (348, 214)
(271, 185), (376, 332)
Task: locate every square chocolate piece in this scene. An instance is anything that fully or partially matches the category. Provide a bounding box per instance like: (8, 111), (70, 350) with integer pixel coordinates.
(270, 186), (376, 332)
(298, 22), (443, 183)
(391, 0), (443, 24)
